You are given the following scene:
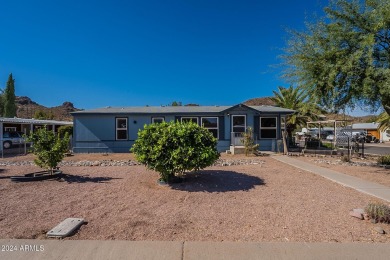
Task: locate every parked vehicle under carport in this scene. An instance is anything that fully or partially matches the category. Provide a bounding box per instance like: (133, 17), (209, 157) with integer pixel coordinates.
(2, 131), (25, 149)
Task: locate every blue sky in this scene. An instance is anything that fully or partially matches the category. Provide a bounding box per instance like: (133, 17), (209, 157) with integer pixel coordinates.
(4, 0), (367, 113)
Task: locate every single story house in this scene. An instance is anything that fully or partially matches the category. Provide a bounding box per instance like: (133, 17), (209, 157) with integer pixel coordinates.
(71, 104), (294, 153)
(351, 123), (390, 142)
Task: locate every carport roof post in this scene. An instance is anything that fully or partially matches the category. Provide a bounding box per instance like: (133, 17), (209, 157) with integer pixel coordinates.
(0, 122), (3, 154)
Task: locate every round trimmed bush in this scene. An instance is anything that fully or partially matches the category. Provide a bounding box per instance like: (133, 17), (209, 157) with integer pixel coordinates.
(131, 121), (220, 183)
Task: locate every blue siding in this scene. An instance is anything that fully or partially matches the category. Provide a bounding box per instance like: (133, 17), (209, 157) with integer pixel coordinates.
(72, 108), (287, 153)
(75, 115), (115, 141)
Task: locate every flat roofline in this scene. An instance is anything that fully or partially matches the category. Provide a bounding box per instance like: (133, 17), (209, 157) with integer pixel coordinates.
(307, 119), (353, 124)
(0, 117), (73, 125)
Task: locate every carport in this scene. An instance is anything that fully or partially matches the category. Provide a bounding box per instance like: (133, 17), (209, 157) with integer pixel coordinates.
(0, 117), (72, 155)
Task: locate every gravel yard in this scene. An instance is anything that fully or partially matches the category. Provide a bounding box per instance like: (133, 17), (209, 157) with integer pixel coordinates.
(0, 154), (389, 242)
(293, 155), (390, 187)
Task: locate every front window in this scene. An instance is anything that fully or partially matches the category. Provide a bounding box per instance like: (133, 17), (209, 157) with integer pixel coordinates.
(260, 117), (277, 139)
(201, 117), (218, 138)
(116, 118), (128, 140)
(5, 127), (17, 132)
(232, 115), (246, 133)
(181, 117), (198, 124)
(152, 117), (164, 124)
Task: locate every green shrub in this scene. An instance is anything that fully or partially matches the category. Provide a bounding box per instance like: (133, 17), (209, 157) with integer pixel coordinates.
(377, 155), (390, 165)
(26, 127), (70, 174)
(341, 155), (350, 163)
(131, 121), (220, 183)
(58, 125), (73, 138)
(321, 142), (333, 149)
(365, 202), (390, 223)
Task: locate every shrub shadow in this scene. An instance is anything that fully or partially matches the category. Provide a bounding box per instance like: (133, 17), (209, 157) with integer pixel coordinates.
(170, 170), (265, 193)
(0, 168), (10, 179)
(62, 174), (121, 183)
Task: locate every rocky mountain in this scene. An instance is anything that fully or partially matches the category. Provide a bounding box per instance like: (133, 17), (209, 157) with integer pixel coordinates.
(16, 96), (81, 121)
(13, 95), (377, 124)
(243, 97), (276, 106)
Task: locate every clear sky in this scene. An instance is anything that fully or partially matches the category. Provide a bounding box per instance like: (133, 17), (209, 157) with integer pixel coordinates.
(2, 0), (340, 111)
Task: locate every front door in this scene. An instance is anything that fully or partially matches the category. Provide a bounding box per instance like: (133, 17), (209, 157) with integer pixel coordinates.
(231, 115), (246, 145)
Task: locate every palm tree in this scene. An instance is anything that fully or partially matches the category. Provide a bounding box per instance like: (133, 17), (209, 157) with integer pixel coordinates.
(270, 86), (325, 138)
(377, 111), (390, 132)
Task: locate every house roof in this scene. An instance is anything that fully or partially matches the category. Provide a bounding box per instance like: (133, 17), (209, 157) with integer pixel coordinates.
(0, 117), (73, 125)
(351, 123), (379, 129)
(71, 104), (295, 115)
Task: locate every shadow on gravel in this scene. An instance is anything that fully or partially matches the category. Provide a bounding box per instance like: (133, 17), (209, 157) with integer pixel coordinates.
(62, 174), (122, 183)
(0, 168), (9, 179)
(170, 170), (265, 193)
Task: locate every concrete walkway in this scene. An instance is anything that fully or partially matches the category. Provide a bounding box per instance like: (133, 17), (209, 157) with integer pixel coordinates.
(1, 239), (390, 260)
(274, 155), (390, 202)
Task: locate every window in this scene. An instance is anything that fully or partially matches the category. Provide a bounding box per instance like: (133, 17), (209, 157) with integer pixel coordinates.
(116, 118), (128, 140)
(152, 117), (164, 123)
(260, 117), (277, 139)
(5, 127), (17, 132)
(232, 115), (246, 133)
(201, 117), (219, 138)
(181, 117), (198, 124)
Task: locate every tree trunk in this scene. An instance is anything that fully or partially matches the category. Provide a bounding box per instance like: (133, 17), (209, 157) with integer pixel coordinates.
(282, 130), (288, 155)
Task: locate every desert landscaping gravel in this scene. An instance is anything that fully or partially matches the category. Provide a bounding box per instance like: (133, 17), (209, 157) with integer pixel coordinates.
(0, 154), (389, 242)
(294, 155), (390, 187)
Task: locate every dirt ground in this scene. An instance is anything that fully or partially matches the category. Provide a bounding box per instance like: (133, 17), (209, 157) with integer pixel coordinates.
(0, 153), (389, 242)
(293, 155), (390, 187)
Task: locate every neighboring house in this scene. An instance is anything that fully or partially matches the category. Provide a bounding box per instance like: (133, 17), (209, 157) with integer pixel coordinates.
(71, 103), (294, 153)
(351, 123), (390, 142)
(0, 117), (73, 150)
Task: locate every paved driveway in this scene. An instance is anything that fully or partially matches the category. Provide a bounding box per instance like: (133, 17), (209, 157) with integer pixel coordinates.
(363, 143), (390, 155)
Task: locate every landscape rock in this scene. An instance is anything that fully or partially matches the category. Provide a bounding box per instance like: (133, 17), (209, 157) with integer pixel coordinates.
(311, 158), (377, 167)
(349, 210), (363, 220)
(353, 208), (365, 215)
(0, 158), (264, 168)
(374, 226), (385, 234)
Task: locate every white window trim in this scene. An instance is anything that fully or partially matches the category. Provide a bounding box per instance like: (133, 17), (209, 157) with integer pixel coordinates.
(5, 127), (17, 132)
(260, 117), (277, 139)
(231, 115), (246, 133)
(201, 117), (219, 139)
(152, 117), (165, 123)
(181, 117), (199, 124)
(116, 118), (128, 140)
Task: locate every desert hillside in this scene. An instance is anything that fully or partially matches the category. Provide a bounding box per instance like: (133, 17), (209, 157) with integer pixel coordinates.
(13, 96), (376, 123)
(243, 96), (376, 123)
(15, 96), (81, 121)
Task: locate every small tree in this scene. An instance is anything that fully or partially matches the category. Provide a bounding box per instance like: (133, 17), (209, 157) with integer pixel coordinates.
(241, 127), (259, 156)
(3, 73), (16, 118)
(131, 121), (220, 183)
(169, 101), (182, 106)
(34, 110), (47, 120)
(0, 88), (4, 117)
(26, 127), (70, 174)
(58, 125), (73, 138)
